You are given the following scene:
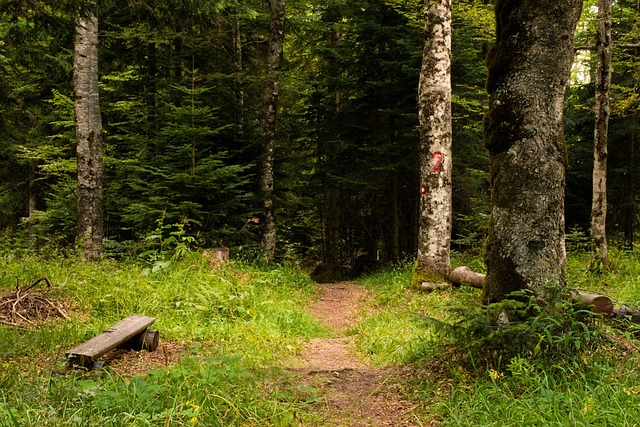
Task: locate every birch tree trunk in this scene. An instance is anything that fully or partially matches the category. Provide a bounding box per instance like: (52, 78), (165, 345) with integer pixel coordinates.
(590, 0), (612, 267)
(483, 0), (582, 303)
(413, 0), (453, 284)
(258, 0), (285, 261)
(74, 0), (104, 261)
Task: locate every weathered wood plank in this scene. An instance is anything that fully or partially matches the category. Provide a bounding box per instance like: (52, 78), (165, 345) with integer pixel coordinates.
(66, 314), (155, 363)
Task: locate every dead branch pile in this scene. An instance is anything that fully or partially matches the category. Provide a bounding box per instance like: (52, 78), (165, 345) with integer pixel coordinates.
(0, 277), (69, 327)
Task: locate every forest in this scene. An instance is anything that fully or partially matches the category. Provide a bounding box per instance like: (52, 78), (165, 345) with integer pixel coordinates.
(1, 0), (635, 272)
(2, 0), (640, 425)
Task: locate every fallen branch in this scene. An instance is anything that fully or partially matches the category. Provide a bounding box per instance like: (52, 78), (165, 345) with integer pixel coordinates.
(0, 277), (68, 327)
(448, 266), (484, 289)
(611, 307), (640, 323)
(446, 266), (614, 315)
(420, 282), (451, 292)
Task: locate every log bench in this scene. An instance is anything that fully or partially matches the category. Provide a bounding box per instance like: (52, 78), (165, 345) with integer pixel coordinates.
(66, 314), (159, 369)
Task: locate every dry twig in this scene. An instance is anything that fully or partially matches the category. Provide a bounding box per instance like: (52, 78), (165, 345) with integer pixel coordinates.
(0, 277), (68, 327)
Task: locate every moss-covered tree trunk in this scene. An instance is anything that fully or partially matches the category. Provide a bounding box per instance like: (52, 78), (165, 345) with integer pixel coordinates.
(74, 0), (104, 261)
(590, 0), (612, 267)
(259, 0), (285, 262)
(414, 0), (453, 285)
(483, 0), (582, 303)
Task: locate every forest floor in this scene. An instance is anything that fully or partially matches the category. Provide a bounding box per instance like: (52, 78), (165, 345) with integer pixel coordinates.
(35, 280), (432, 425)
(292, 282), (425, 426)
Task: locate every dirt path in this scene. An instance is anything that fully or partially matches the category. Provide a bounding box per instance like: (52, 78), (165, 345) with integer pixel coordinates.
(294, 283), (420, 426)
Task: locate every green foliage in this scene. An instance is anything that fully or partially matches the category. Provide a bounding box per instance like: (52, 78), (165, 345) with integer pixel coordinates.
(435, 355), (640, 426)
(0, 255), (325, 426)
(428, 282), (603, 373)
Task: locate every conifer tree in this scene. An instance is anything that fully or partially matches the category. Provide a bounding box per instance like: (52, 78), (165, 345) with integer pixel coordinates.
(258, 0), (285, 261)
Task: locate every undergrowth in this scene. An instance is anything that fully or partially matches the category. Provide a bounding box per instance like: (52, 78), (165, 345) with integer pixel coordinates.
(3, 247), (640, 426)
(356, 248), (640, 426)
(0, 255), (325, 426)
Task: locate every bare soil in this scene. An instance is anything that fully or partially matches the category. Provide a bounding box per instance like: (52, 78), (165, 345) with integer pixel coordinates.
(295, 282), (422, 426)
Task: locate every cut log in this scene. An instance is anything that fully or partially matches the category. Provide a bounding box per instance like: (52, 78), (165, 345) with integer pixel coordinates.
(421, 282), (451, 292)
(448, 266), (484, 289)
(120, 329), (159, 352)
(66, 314), (157, 367)
(448, 266), (613, 315)
(573, 292), (613, 315)
(611, 307), (640, 323)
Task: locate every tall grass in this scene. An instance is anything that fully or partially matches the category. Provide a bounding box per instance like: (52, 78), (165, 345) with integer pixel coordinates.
(4, 247), (640, 426)
(0, 255), (325, 426)
(354, 249), (640, 426)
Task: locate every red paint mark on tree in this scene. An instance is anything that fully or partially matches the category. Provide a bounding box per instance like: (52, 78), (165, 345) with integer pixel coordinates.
(431, 151), (444, 173)
(420, 183), (427, 196)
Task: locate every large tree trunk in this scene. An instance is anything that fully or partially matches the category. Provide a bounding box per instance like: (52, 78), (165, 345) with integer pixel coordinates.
(590, 0), (612, 267)
(74, 0), (104, 261)
(483, 0), (582, 303)
(414, 0), (453, 285)
(258, 0), (285, 262)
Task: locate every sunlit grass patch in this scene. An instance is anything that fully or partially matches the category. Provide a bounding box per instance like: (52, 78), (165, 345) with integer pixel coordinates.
(0, 255), (326, 426)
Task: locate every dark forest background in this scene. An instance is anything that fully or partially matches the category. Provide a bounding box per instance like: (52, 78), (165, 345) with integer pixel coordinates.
(1, 0), (638, 269)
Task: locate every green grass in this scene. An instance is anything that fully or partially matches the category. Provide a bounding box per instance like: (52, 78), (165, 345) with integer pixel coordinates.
(3, 248), (640, 426)
(353, 248), (640, 426)
(0, 255), (326, 426)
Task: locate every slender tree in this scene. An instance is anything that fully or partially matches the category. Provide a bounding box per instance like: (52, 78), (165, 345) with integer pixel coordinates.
(233, 4), (245, 142)
(413, 0), (453, 284)
(590, 0), (612, 267)
(74, 0), (104, 260)
(258, 0), (285, 261)
(483, 0), (583, 302)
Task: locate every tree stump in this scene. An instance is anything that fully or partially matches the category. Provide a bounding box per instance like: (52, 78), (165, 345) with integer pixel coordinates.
(203, 248), (230, 269)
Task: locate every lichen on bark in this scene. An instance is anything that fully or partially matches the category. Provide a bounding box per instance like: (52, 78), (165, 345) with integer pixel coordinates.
(483, 0), (583, 303)
(74, 1), (104, 261)
(414, 0), (453, 286)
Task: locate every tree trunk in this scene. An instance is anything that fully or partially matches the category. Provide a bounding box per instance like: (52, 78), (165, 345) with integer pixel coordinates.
(258, 0), (285, 262)
(590, 0), (612, 267)
(414, 0), (453, 285)
(483, 0), (582, 303)
(323, 184), (342, 275)
(233, 6), (245, 142)
(390, 174), (400, 262)
(625, 126), (636, 249)
(74, 0), (104, 261)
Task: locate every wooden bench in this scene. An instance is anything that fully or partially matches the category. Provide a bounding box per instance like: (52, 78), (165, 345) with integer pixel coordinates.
(66, 314), (159, 369)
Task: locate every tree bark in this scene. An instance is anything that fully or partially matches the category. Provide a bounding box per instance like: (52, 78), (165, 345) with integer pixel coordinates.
(625, 126), (636, 249)
(414, 0), (453, 284)
(233, 6), (245, 142)
(590, 0), (612, 267)
(258, 0), (285, 262)
(323, 184), (342, 276)
(483, 0), (582, 303)
(74, 0), (104, 261)
(448, 266), (484, 289)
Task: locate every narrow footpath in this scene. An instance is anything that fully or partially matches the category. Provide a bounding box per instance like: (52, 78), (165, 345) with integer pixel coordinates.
(293, 283), (421, 426)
